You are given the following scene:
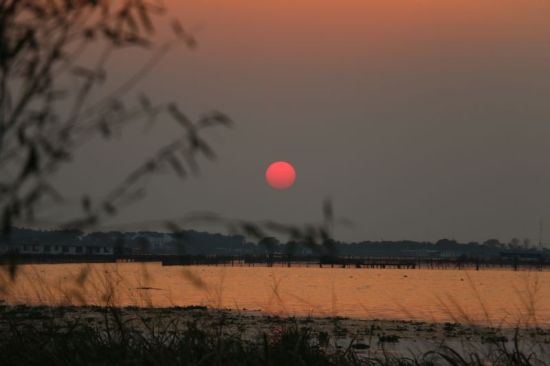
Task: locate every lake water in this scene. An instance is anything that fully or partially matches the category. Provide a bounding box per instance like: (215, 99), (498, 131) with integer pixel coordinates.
(1, 263), (548, 326)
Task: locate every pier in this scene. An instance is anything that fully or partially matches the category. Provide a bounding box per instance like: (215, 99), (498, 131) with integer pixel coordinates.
(0, 253), (548, 271)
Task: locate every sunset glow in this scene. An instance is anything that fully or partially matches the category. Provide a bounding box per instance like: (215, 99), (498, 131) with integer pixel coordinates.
(2, 0), (550, 362)
(265, 161), (296, 189)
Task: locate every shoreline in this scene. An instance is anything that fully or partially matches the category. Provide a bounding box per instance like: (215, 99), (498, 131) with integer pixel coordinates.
(1, 304), (548, 358)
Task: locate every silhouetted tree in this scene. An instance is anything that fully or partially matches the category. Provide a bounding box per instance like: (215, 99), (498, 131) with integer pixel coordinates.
(0, 0), (232, 238)
(321, 238), (338, 258)
(285, 240), (299, 267)
(483, 239), (501, 248)
(509, 237), (521, 249)
(435, 238), (457, 247)
(259, 236), (279, 265)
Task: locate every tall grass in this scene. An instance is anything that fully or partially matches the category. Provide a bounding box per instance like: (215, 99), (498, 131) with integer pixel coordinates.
(0, 304), (547, 365)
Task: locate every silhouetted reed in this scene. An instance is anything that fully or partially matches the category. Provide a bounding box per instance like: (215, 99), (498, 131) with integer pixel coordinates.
(0, 302), (547, 365)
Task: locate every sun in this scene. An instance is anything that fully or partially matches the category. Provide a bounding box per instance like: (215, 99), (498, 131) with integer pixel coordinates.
(265, 161), (296, 189)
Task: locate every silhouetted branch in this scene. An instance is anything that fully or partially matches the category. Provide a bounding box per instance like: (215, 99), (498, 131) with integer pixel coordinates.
(0, 0), (227, 239)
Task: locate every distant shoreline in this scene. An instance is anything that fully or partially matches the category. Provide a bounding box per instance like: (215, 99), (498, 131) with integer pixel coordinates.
(2, 254), (550, 271)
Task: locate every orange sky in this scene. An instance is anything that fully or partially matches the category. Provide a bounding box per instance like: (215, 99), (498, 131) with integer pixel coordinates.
(168, 0), (550, 66)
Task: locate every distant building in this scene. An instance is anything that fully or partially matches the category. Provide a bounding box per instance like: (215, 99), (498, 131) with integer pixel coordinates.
(11, 243), (114, 255)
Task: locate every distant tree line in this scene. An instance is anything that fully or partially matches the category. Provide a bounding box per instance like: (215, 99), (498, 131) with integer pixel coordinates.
(1, 227), (548, 259)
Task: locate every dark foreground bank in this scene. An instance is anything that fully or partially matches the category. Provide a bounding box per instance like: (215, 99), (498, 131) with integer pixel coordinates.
(0, 305), (548, 365)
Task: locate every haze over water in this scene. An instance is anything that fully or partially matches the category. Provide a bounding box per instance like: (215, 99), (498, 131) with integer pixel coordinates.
(3, 263), (549, 326)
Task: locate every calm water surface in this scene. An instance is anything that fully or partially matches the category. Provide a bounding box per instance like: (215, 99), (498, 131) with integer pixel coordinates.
(1, 263), (548, 325)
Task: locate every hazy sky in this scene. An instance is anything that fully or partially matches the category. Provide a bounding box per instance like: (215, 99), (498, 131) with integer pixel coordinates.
(55, 0), (550, 243)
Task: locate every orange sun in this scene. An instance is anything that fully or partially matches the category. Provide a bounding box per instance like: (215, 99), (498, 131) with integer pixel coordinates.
(265, 161), (296, 189)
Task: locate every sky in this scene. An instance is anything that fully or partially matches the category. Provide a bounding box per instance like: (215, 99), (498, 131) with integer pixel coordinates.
(55, 0), (550, 244)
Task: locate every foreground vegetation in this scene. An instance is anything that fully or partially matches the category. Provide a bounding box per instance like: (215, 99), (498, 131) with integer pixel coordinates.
(0, 305), (548, 366)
